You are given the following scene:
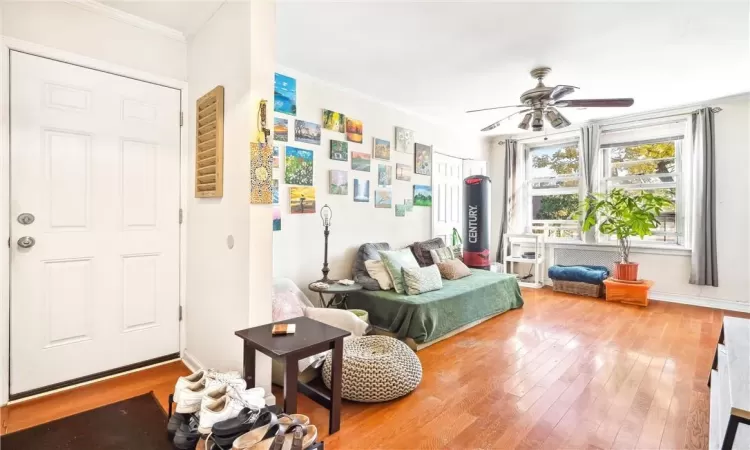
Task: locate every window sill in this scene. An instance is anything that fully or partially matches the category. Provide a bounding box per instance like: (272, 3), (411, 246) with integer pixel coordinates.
(542, 240), (691, 256)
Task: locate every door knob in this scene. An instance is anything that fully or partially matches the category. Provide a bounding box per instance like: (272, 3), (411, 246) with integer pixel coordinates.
(17, 236), (35, 249)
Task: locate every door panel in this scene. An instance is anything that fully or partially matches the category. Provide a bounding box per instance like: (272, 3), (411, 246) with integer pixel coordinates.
(432, 153), (463, 244)
(10, 51), (181, 395)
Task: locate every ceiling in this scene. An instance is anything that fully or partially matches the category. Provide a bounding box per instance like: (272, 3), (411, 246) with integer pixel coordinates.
(100, 0), (224, 36)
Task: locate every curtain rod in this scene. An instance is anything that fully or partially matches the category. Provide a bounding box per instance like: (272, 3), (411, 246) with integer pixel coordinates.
(497, 106), (722, 145)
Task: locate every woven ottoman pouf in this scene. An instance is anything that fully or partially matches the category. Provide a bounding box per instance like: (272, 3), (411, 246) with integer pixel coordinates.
(322, 335), (422, 402)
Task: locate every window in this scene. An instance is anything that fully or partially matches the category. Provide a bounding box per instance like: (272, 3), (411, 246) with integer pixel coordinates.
(526, 142), (580, 240)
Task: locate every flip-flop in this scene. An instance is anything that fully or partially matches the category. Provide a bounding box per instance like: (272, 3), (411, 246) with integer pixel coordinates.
(241, 425), (318, 450)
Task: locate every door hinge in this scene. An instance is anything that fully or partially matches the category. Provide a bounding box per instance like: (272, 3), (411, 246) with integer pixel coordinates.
(179, 305), (183, 321)
(179, 208), (183, 224)
(180, 111), (184, 127)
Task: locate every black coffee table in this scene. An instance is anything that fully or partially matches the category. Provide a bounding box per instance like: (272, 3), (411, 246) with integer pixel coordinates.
(235, 316), (350, 434)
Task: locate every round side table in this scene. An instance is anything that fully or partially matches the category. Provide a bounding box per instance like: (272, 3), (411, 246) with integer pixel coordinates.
(308, 281), (363, 309)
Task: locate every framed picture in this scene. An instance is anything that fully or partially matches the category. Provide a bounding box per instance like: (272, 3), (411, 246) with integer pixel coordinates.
(351, 151), (371, 172)
(373, 138), (391, 160)
(329, 170), (348, 195)
(323, 109), (345, 132)
(346, 117), (363, 143)
(290, 187), (316, 214)
(274, 117), (288, 142)
(284, 147), (314, 186)
(413, 184), (432, 206)
(378, 164), (392, 187)
(353, 179), (370, 202)
(395, 126), (414, 153)
(274, 73), (296, 116)
(374, 189), (392, 208)
(330, 140), (348, 161)
(395, 204), (406, 217)
(414, 143), (432, 175)
(396, 163), (412, 181)
(273, 207), (281, 231)
(294, 120), (321, 145)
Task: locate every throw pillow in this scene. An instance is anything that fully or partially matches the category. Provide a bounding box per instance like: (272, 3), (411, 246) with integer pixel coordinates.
(437, 259), (472, 280)
(378, 248), (420, 294)
(352, 242), (391, 290)
(402, 265), (443, 295)
(364, 259), (393, 290)
(410, 237), (446, 267)
(430, 246), (456, 264)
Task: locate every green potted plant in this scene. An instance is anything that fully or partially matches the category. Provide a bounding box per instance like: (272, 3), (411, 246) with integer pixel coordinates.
(577, 188), (673, 281)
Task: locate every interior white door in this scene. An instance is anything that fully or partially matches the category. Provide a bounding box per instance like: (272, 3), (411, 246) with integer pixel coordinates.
(463, 159), (488, 177)
(432, 153), (463, 245)
(9, 51), (181, 395)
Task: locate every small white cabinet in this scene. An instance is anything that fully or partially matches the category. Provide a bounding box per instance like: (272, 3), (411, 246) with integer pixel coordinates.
(502, 233), (545, 288)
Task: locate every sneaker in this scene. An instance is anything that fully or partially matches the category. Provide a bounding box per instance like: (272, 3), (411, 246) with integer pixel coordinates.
(205, 374), (246, 393)
(175, 380), (207, 414)
(206, 369), (242, 384)
(173, 370), (206, 403)
(173, 415), (201, 450)
(201, 382), (244, 411)
(197, 393), (264, 434)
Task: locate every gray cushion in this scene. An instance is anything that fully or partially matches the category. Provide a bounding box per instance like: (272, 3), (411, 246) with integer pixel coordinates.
(411, 237), (446, 267)
(352, 242), (391, 290)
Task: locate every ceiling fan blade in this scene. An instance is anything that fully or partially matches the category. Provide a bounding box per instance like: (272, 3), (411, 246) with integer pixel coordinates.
(550, 85), (578, 100)
(480, 109), (531, 132)
(555, 98), (634, 108)
(466, 104), (525, 114)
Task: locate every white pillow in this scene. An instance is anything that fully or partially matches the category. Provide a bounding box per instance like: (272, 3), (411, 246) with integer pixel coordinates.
(364, 259), (393, 290)
(302, 308), (370, 371)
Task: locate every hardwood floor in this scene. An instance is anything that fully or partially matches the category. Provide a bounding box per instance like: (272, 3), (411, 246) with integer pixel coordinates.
(2, 288), (747, 449)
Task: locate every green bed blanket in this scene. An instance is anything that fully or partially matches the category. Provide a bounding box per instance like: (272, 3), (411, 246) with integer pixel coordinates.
(345, 269), (524, 344)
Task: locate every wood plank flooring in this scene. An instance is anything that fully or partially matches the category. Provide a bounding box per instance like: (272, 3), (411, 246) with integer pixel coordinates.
(2, 288), (747, 449)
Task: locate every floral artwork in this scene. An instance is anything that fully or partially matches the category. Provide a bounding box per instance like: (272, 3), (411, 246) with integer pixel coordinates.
(351, 151), (371, 172)
(273, 145), (280, 168)
(329, 170), (348, 195)
(290, 187), (316, 214)
(414, 184), (432, 206)
(274, 117), (288, 142)
(330, 140), (348, 161)
(373, 138), (391, 160)
(273, 206), (281, 231)
(374, 189), (392, 208)
(346, 117), (363, 143)
(353, 179), (370, 202)
(323, 110), (345, 132)
(378, 164), (392, 187)
(294, 120), (321, 145)
(274, 73), (296, 116)
(395, 204), (406, 217)
(250, 142), (273, 204)
(284, 146), (314, 186)
(414, 143), (432, 176)
(396, 163), (412, 181)
(395, 126), (414, 153)
(272, 179), (279, 204)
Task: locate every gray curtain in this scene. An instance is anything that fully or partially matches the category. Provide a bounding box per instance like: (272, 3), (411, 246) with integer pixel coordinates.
(689, 108), (718, 286)
(496, 139), (518, 262)
(579, 124), (600, 243)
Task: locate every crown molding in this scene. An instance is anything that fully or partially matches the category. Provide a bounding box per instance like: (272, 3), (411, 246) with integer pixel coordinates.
(63, 0), (186, 42)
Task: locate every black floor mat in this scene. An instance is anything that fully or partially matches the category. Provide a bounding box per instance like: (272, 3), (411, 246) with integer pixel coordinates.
(1, 392), (173, 450)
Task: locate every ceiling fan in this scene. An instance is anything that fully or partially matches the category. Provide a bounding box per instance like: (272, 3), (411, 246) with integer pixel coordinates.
(467, 67), (634, 132)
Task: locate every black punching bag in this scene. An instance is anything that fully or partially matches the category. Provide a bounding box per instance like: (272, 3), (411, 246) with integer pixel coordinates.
(463, 175), (491, 269)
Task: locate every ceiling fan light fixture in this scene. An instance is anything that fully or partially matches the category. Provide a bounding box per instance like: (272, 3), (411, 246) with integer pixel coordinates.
(545, 108), (571, 129)
(531, 110), (544, 132)
(518, 113), (532, 130)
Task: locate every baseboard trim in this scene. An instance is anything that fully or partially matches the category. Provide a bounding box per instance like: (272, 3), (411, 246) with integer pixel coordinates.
(650, 291), (750, 313)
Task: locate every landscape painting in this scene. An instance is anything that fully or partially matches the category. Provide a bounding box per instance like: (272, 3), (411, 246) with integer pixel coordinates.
(395, 126), (414, 153)
(415, 143), (432, 175)
(396, 163), (412, 181)
(353, 179), (370, 203)
(272, 179), (279, 204)
(374, 189), (392, 208)
(294, 120), (321, 145)
(351, 151), (371, 172)
(346, 117), (363, 143)
(378, 164), (392, 187)
(285, 147), (314, 186)
(274, 117), (288, 142)
(330, 140), (348, 161)
(273, 207), (281, 231)
(273, 145), (280, 168)
(290, 187), (316, 214)
(373, 138), (391, 160)
(414, 184), (432, 206)
(274, 73), (296, 116)
(395, 204), (406, 217)
(329, 170), (348, 195)
(323, 109), (345, 132)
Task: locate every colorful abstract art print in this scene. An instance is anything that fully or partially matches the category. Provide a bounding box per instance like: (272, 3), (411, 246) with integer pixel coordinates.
(413, 184), (432, 206)
(414, 143), (432, 176)
(330, 140), (348, 161)
(272, 179), (279, 204)
(274, 117), (288, 142)
(250, 142), (273, 204)
(378, 164), (392, 187)
(374, 189), (392, 208)
(395, 126), (414, 153)
(329, 170), (348, 195)
(284, 147), (314, 186)
(396, 163), (412, 181)
(351, 151), (371, 172)
(274, 73), (296, 116)
(273, 207), (281, 231)
(273, 145), (280, 168)
(323, 110), (345, 132)
(404, 199), (413, 211)
(373, 138), (391, 160)
(294, 120), (321, 145)
(395, 204), (406, 217)
(290, 187), (316, 214)
(353, 179), (370, 203)
(346, 117), (363, 143)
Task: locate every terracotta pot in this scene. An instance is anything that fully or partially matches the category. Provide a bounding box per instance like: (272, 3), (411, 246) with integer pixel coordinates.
(614, 262), (639, 281)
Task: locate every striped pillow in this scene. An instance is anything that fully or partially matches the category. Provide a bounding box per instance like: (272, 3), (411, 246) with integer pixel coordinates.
(402, 265), (443, 295)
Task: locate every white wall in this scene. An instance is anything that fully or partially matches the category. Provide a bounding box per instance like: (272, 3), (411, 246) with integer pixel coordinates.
(2, 1), (186, 81)
(184, 1), (274, 397)
(273, 67), (481, 299)
(488, 94), (750, 311)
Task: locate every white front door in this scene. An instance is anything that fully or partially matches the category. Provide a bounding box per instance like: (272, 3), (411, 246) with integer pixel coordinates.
(432, 153), (463, 245)
(9, 52), (182, 396)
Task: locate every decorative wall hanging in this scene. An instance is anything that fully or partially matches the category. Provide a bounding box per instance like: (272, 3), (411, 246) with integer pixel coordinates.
(395, 126), (414, 154)
(373, 138), (391, 160)
(374, 189), (392, 208)
(290, 187), (316, 214)
(404, 199), (414, 211)
(294, 119), (321, 145)
(257, 99), (271, 144)
(351, 151), (371, 172)
(274, 117), (288, 142)
(414, 184), (432, 206)
(329, 170), (348, 195)
(353, 179), (370, 202)
(250, 142), (273, 204)
(330, 140), (348, 161)
(284, 147), (314, 186)
(274, 73), (297, 115)
(395, 204), (406, 217)
(396, 163), (412, 181)
(195, 85), (224, 198)
(414, 143), (433, 176)
(378, 164), (392, 187)
(346, 117), (363, 143)
(273, 206), (281, 231)
(323, 109), (346, 132)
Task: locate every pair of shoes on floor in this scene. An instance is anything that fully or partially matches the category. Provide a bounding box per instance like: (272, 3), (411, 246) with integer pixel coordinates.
(174, 369), (242, 403)
(175, 369), (264, 415)
(198, 386), (266, 434)
(229, 411), (317, 450)
(171, 413), (202, 450)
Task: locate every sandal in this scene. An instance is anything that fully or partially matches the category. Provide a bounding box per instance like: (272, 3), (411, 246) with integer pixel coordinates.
(231, 411), (281, 450)
(240, 425), (318, 450)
